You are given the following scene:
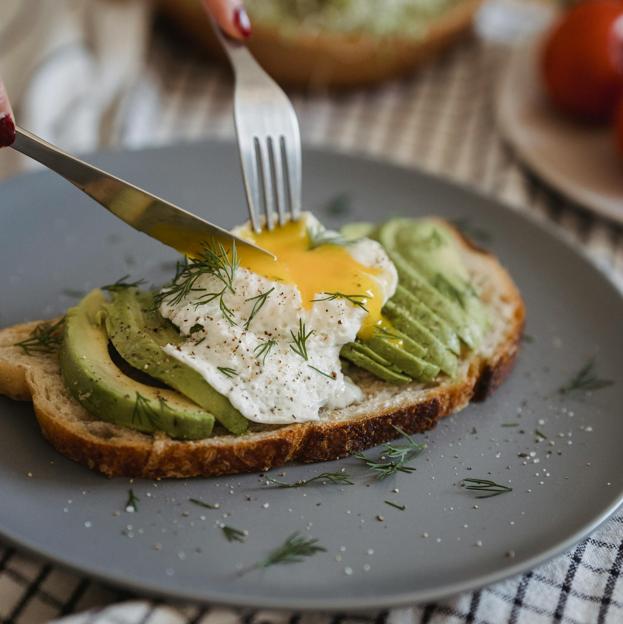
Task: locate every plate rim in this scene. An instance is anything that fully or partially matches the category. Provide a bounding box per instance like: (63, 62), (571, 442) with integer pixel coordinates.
(1, 140), (622, 610)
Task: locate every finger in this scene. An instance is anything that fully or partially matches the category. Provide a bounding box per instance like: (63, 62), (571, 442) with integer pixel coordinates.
(0, 78), (14, 118)
(202, 0), (251, 40)
(0, 78), (15, 147)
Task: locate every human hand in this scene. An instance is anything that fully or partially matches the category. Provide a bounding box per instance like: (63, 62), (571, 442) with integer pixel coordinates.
(201, 0), (251, 39)
(0, 78), (15, 147)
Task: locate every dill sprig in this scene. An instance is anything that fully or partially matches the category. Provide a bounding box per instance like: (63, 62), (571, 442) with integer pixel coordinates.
(307, 364), (336, 380)
(355, 426), (425, 479)
(251, 532), (326, 571)
(266, 471), (353, 489)
(558, 358), (613, 396)
(244, 287), (274, 329)
(312, 292), (368, 312)
(289, 318), (314, 361)
(154, 239), (238, 309)
(307, 225), (348, 250)
(15, 318), (65, 355)
(131, 393), (164, 429)
(222, 525), (246, 543)
(254, 339), (277, 365)
(102, 274), (145, 292)
(460, 478), (512, 499)
(189, 498), (219, 510)
(217, 366), (238, 379)
(125, 489), (139, 512)
(384, 500), (406, 511)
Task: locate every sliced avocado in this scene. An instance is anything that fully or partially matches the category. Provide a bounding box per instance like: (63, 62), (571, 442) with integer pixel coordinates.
(383, 300), (458, 377)
(341, 343), (411, 384)
(365, 334), (439, 381)
(392, 285), (461, 355)
(340, 222), (376, 241)
(386, 249), (479, 348)
(104, 289), (248, 435)
(60, 289), (215, 440)
(378, 219), (488, 347)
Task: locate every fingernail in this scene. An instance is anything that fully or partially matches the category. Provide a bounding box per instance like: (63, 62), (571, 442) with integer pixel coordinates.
(0, 113), (15, 147)
(233, 7), (251, 38)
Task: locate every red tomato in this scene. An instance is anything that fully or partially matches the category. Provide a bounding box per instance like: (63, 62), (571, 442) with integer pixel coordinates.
(542, 0), (623, 122)
(614, 97), (623, 155)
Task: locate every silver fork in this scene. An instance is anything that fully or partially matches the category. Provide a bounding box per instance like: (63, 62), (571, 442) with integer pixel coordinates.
(210, 21), (302, 232)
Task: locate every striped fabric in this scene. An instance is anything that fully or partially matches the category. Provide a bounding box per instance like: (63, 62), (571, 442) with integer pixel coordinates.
(0, 1), (622, 623)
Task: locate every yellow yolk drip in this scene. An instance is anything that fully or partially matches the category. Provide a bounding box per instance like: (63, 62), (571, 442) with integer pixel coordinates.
(237, 220), (385, 339)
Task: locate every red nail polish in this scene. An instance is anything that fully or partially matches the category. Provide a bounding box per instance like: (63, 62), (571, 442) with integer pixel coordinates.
(0, 113), (15, 147)
(233, 7), (252, 38)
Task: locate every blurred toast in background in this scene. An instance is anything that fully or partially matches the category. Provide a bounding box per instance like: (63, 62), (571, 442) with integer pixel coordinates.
(157, 0), (482, 89)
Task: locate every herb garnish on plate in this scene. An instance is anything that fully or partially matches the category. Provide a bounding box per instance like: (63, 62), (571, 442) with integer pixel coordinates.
(558, 358), (613, 396)
(266, 471), (353, 489)
(460, 478), (512, 499)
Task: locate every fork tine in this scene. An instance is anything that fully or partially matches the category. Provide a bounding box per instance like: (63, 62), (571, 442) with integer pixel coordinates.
(238, 137), (261, 232)
(254, 137), (276, 230)
(268, 136), (287, 226)
(281, 133), (302, 221)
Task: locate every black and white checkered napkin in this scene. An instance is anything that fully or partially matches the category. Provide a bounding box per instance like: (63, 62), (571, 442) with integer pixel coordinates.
(1, 1), (622, 622)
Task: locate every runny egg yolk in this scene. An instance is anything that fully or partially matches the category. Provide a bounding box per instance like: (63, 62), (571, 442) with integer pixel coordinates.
(236, 219), (385, 339)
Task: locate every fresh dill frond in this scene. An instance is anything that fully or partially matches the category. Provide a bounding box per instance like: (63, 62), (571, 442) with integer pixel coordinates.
(131, 393), (164, 429)
(219, 294), (237, 327)
(558, 358), (613, 396)
(217, 366), (238, 379)
(154, 239), (238, 308)
(102, 274), (145, 292)
(254, 339), (277, 365)
(289, 318), (313, 361)
(307, 364), (336, 380)
(307, 225), (348, 250)
(324, 193), (351, 217)
(355, 426), (425, 480)
(534, 429), (547, 440)
(312, 292), (368, 312)
(266, 471), (353, 489)
(244, 287), (274, 330)
(15, 318), (65, 355)
(384, 500), (406, 511)
(221, 525), (246, 543)
(189, 498), (219, 510)
(460, 478), (512, 499)
(253, 532), (326, 570)
(125, 489), (139, 512)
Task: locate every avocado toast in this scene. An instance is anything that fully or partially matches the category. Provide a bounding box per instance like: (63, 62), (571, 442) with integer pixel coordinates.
(0, 217), (524, 478)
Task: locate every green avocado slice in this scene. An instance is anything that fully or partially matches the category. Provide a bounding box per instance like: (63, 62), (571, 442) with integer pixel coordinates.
(341, 343), (411, 384)
(60, 289), (215, 440)
(365, 334), (439, 381)
(383, 300), (458, 377)
(103, 289), (248, 435)
(392, 285), (461, 355)
(378, 219), (488, 346)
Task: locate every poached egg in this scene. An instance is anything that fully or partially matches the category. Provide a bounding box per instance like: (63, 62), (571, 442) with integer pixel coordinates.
(159, 213), (397, 425)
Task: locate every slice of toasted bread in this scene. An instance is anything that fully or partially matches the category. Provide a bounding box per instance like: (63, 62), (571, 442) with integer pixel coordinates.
(0, 224), (524, 478)
(157, 0), (482, 89)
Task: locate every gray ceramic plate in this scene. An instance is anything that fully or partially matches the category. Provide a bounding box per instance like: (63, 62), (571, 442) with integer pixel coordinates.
(1, 142), (622, 611)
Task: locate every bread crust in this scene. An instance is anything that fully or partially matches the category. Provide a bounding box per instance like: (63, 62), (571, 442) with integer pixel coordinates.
(0, 226), (524, 478)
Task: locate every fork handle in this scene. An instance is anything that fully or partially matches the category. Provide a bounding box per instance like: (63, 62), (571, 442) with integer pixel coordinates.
(207, 16), (266, 83)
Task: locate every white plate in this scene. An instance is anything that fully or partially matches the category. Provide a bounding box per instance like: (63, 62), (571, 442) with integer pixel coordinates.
(496, 36), (623, 223)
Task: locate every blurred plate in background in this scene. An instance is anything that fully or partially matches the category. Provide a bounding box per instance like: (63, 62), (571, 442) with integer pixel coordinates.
(497, 36), (623, 224)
